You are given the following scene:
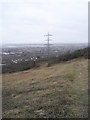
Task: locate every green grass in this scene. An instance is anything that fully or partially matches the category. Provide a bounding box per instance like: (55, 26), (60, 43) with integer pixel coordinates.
(2, 58), (88, 118)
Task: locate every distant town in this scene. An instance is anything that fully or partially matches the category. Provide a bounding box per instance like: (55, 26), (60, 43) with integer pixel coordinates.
(1, 43), (87, 66)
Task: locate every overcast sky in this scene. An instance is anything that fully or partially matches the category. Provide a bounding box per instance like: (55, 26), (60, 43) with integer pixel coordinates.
(1, 0), (88, 44)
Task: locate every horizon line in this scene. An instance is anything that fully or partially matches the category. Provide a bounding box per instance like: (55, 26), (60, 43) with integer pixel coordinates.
(2, 42), (88, 45)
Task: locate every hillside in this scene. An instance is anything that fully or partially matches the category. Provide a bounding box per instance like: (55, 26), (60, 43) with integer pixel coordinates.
(2, 58), (88, 118)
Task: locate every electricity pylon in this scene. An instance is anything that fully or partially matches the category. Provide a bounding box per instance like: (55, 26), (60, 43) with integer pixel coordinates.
(44, 32), (52, 59)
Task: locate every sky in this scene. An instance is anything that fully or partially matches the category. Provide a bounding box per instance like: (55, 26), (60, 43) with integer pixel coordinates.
(0, 0), (89, 44)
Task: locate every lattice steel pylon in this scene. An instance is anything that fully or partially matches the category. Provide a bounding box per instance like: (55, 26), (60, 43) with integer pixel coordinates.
(44, 32), (53, 59)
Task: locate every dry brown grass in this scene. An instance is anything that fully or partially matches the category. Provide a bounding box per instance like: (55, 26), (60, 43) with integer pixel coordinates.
(2, 58), (88, 118)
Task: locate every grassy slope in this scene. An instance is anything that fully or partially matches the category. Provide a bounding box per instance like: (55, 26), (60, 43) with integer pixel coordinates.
(2, 58), (88, 118)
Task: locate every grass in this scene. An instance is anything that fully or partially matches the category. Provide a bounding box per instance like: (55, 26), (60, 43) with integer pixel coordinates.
(2, 58), (88, 118)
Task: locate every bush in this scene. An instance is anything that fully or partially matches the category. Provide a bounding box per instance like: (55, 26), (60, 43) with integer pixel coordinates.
(47, 47), (88, 66)
(2, 60), (40, 73)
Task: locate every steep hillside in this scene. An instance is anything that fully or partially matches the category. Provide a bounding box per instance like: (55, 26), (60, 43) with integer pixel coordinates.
(2, 58), (88, 118)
